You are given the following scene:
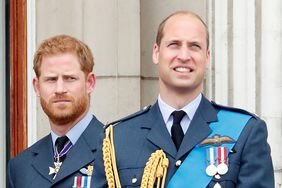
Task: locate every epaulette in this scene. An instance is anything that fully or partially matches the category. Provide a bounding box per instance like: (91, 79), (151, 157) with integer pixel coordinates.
(104, 105), (151, 129)
(211, 101), (258, 119)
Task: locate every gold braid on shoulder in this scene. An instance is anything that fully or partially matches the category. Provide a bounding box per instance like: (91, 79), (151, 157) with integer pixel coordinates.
(140, 150), (169, 188)
(102, 125), (121, 188)
(102, 125), (169, 188)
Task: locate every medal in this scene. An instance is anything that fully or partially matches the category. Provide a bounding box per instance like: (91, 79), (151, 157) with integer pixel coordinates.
(49, 160), (62, 179)
(205, 147), (217, 176)
(217, 147), (228, 175)
(217, 163), (228, 175)
(53, 140), (73, 160)
(49, 140), (73, 179)
(73, 176), (92, 188)
(206, 164), (217, 176)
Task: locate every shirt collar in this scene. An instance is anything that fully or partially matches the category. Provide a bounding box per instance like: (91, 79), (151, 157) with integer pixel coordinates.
(158, 93), (202, 123)
(51, 112), (93, 148)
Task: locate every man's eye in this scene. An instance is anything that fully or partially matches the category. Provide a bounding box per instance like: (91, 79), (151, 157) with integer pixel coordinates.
(191, 43), (201, 49)
(46, 78), (56, 82)
(168, 42), (179, 47)
(66, 77), (76, 81)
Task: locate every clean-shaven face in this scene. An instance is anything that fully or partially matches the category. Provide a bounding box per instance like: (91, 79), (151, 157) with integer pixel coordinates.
(153, 14), (210, 94)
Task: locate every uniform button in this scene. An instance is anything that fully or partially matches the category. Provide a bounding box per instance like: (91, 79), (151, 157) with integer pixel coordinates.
(175, 160), (182, 167)
(132, 178), (137, 184)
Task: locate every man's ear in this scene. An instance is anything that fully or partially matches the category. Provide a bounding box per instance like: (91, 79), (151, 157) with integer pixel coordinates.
(86, 72), (96, 94)
(33, 78), (40, 96)
(152, 43), (160, 65)
(205, 49), (210, 69)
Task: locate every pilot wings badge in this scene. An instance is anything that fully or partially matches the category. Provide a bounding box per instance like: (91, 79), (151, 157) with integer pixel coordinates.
(199, 135), (235, 147)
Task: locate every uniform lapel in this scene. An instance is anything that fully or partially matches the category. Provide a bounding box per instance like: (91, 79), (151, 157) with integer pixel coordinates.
(144, 102), (177, 158)
(176, 96), (218, 160)
(53, 135), (94, 183)
(53, 116), (103, 184)
(31, 134), (55, 184)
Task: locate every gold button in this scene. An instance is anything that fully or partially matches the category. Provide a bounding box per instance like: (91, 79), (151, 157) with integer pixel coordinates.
(175, 160), (182, 167)
(132, 178), (137, 184)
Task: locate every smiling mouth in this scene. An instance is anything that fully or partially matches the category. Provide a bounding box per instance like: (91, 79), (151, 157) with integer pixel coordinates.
(174, 67), (192, 73)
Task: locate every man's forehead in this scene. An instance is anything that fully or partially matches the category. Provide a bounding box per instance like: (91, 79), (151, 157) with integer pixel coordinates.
(41, 52), (79, 61)
(164, 13), (205, 31)
(161, 14), (207, 44)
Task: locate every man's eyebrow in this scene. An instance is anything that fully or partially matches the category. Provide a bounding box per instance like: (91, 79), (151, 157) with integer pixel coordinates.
(42, 75), (57, 78)
(164, 39), (181, 42)
(62, 74), (78, 78)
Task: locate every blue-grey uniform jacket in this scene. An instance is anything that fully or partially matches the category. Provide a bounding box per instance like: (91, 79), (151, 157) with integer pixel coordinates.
(96, 96), (274, 188)
(7, 115), (104, 188)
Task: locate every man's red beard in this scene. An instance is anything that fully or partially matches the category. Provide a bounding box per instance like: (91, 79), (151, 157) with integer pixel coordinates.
(40, 94), (89, 125)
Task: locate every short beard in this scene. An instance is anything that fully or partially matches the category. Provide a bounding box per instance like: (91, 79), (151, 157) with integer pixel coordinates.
(40, 94), (89, 125)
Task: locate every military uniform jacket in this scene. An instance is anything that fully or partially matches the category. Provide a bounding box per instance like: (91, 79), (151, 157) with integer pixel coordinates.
(7, 115), (104, 188)
(99, 96), (274, 188)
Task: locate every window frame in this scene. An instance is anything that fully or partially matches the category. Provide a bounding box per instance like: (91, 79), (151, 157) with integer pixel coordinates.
(9, 0), (28, 158)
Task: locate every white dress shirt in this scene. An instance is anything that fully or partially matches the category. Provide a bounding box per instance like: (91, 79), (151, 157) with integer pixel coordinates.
(158, 94), (202, 135)
(51, 112), (93, 149)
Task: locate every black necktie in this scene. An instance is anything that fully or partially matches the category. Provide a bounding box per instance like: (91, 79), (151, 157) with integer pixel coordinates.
(171, 110), (186, 150)
(55, 136), (71, 162)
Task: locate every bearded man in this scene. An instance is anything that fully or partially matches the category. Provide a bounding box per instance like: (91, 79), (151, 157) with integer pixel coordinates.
(7, 35), (104, 188)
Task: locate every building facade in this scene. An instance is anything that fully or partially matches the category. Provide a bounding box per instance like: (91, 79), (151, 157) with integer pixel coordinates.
(2, 0), (281, 187)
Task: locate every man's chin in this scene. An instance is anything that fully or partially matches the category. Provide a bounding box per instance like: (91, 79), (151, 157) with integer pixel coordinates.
(52, 104), (71, 110)
(51, 108), (71, 115)
(49, 115), (75, 125)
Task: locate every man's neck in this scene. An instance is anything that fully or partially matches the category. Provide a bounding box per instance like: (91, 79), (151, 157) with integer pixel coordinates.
(159, 85), (202, 109)
(50, 110), (88, 136)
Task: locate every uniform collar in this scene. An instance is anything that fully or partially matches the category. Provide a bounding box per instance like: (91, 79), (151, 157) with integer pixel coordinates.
(51, 112), (93, 149)
(158, 93), (202, 123)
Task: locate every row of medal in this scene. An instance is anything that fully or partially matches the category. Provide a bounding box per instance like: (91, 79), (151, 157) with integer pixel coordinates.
(72, 175), (92, 188)
(205, 147), (229, 188)
(72, 165), (94, 188)
(205, 146), (229, 177)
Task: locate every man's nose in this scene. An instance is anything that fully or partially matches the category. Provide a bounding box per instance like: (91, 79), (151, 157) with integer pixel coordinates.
(54, 79), (67, 94)
(177, 47), (191, 62)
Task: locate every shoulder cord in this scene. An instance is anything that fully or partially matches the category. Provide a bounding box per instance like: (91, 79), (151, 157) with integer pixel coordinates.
(103, 125), (169, 188)
(103, 125), (121, 188)
(140, 150), (169, 188)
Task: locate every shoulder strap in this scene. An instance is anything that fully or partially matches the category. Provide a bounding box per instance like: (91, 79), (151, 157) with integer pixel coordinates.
(104, 105), (151, 129)
(168, 110), (251, 188)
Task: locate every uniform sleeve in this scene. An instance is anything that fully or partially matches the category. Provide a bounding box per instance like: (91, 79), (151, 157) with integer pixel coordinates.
(92, 131), (108, 188)
(237, 118), (274, 187)
(7, 160), (15, 188)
